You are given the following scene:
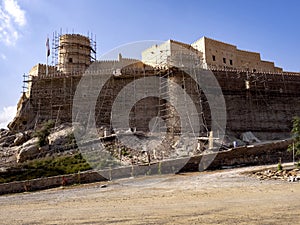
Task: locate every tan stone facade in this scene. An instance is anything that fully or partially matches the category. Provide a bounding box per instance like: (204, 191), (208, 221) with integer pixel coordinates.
(142, 37), (282, 73)
(191, 37), (282, 72)
(142, 40), (203, 68)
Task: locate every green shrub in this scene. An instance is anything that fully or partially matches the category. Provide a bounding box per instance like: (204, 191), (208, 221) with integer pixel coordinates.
(66, 132), (76, 145)
(34, 120), (55, 147)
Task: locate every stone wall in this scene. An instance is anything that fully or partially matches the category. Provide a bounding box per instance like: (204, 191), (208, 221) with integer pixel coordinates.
(214, 70), (300, 139)
(9, 67), (300, 140)
(0, 170), (106, 195)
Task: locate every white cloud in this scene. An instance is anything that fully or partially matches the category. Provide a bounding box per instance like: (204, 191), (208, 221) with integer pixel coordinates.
(3, 0), (26, 26)
(0, 105), (17, 129)
(0, 0), (26, 46)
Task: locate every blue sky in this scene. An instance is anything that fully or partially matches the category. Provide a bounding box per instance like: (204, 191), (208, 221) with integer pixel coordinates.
(0, 0), (299, 128)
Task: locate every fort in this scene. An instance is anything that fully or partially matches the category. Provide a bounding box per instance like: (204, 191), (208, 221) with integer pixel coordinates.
(0, 32), (298, 192)
(9, 33), (300, 142)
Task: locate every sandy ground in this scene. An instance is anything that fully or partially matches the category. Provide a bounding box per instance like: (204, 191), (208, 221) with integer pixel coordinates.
(0, 164), (299, 225)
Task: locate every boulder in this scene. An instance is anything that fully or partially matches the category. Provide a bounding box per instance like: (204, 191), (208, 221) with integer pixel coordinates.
(16, 137), (39, 163)
(48, 125), (74, 147)
(13, 132), (30, 146)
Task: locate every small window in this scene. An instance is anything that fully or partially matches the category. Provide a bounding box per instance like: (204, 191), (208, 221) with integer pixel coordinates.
(223, 58), (226, 64)
(212, 55), (216, 61)
(69, 58), (73, 63)
(229, 59), (233, 65)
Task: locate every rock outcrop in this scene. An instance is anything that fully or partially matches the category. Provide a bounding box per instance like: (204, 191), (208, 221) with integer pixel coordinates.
(13, 131), (31, 146)
(16, 138), (40, 163)
(48, 124), (74, 147)
(8, 93), (36, 132)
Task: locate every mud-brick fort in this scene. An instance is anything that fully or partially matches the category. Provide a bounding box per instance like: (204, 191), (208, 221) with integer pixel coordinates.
(8, 33), (300, 141)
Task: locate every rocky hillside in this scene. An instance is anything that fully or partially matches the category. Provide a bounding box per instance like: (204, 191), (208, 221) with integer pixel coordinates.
(0, 122), (78, 170)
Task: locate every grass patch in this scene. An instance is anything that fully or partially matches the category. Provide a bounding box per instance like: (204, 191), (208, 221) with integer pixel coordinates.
(0, 153), (92, 183)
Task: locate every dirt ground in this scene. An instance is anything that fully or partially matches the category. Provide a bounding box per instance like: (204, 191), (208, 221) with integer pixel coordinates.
(0, 164), (299, 225)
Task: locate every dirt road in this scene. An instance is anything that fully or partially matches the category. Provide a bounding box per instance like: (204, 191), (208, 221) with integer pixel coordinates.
(0, 165), (299, 224)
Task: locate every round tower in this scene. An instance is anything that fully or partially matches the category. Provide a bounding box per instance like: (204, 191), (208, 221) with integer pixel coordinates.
(58, 34), (92, 73)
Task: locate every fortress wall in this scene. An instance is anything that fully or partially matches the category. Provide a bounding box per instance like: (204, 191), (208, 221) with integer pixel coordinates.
(29, 75), (81, 127)
(12, 68), (300, 140)
(213, 70), (300, 139)
(27, 71), (161, 133)
(95, 74), (161, 132)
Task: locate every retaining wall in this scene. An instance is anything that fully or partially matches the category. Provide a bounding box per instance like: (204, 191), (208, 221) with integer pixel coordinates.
(0, 139), (294, 195)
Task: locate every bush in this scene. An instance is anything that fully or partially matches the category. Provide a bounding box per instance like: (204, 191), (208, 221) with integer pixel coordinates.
(34, 120), (55, 147)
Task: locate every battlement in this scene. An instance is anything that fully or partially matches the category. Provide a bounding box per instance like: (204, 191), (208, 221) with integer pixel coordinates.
(59, 34), (90, 44)
(29, 63), (57, 77)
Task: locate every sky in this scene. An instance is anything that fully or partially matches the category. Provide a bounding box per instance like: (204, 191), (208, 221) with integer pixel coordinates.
(0, 0), (299, 128)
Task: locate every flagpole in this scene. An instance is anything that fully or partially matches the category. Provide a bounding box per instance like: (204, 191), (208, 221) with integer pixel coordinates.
(46, 54), (48, 76)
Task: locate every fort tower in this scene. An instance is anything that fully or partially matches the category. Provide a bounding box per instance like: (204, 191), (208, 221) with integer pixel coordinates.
(57, 34), (93, 74)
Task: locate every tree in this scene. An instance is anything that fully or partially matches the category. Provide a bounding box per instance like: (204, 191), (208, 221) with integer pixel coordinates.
(288, 116), (300, 156)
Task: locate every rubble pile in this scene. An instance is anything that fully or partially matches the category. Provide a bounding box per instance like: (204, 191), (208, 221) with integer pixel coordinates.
(250, 168), (300, 182)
